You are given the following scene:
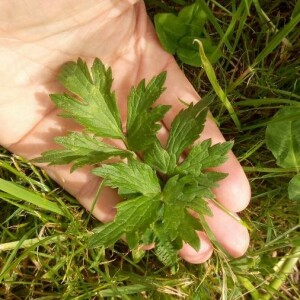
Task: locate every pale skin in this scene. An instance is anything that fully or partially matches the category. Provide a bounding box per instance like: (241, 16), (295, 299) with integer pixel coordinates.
(0, 0), (251, 263)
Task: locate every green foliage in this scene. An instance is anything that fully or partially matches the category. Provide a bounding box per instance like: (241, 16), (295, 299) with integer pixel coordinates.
(167, 98), (210, 160)
(34, 132), (131, 172)
(288, 173), (300, 201)
(36, 58), (231, 266)
(126, 72), (170, 151)
(154, 2), (222, 66)
(93, 159), (161, 197)
(52, 58), (124, 139)
(266, 107), (300, 201)
(266, 107), (300, 169)
(2, 1), (300, 298)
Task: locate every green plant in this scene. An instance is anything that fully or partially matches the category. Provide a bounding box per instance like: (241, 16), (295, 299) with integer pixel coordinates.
(154, 1), (222, 66)
(35, 58), (232, 266)
(266, 106), (300, 201)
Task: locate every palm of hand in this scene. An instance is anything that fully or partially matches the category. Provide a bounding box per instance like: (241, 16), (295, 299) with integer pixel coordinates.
(0, 0), (250, 263)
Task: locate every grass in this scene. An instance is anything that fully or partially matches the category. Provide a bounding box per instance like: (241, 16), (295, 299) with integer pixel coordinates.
(1, 0), (300, 298)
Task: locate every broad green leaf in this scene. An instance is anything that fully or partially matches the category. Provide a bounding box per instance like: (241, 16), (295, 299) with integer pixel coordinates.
(154, 13), (187, 54)
(34, 132), (131, 171)
(93, 159), (161, 197)
(53, 58), (124, 139)
(266, 107), (300, 169)
(154, 3), (221, 66)
(288, 174), (300, 201)
(178, 3), (207, 33)
(167, 97), (211, 160)
(89, 195), (161, 248)
(126, 72), (171, 151)
(0, 178), (66, 216)
(177, 37), (221, 67)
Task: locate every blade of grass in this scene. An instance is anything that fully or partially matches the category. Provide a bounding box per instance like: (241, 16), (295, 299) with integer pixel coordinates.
(0, 235), (67, 252)
(0, 160), (50, 191)
(236, 98), (300, 107)
(250, 84), (300, 100)
(195, 39), (242, 130)
(196, 0), (233, 52)
(261, 247), (300, 300)
(253, 0), (292, 47)
(0, 229), (34, 282)
(214, 0), (253, 59)
(228, 11), (300, 92)
(0, 178), (67, 216)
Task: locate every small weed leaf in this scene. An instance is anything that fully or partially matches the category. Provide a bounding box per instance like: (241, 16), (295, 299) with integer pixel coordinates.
(266, 107), (300, 170)
(288, 174), (300, 201)
(154, 3), (221, 66)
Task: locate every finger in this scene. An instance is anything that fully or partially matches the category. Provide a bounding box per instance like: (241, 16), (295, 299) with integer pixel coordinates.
(178, 231), (213, 264)
(205, 202), (250, 257)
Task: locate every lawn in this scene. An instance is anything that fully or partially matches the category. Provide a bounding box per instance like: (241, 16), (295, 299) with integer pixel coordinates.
(1, 0), (299, 299)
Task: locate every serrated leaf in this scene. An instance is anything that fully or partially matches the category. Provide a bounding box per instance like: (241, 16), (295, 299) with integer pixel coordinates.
(266, 107), (300, 169)
(127, 72), (166, 129)
(34, 132), (131, 171)
(178, 212), (202, 250)
(155, 239), (179, 266)
(126, 73), (170, 151)
(177, 139), (233, 175)
(288, 174), (300, 201)
(153, 224), (180, 266)
(91, 58), (122, 129)
(143, 141), (176, 174)
(162, 203), (185, 241)
(167, 97), (211, 160)
(53, 58), (124, 139)
(161, 175), (208, 251)
(89, 195), (161, 248)
(126, 105), (170, 151)
(93, 159), (161, 197)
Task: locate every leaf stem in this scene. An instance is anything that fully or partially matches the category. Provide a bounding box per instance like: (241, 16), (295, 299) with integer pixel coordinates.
(237, 275), (261, 300)
(0, 235), (67, 252)
(261, 246), (300, 300)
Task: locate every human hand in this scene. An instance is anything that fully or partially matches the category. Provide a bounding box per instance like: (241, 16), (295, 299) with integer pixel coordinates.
(0, 0), (250, 263)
